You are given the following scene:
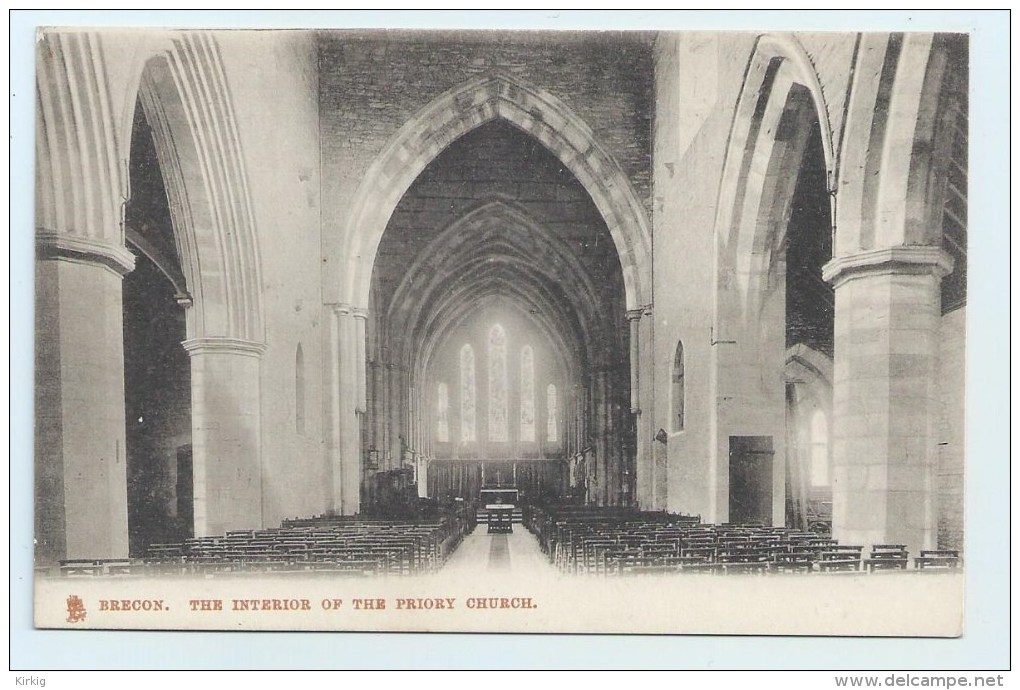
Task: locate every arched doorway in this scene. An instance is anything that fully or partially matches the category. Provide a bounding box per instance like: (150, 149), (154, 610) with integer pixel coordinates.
(123, 100), (193, 555)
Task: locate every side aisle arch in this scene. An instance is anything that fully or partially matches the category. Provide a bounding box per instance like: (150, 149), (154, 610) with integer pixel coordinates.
(135, 32), (264, 344)
(708, 33), (837, 526)
(130, 33), (267, 538)
(714, 32), (837, 316)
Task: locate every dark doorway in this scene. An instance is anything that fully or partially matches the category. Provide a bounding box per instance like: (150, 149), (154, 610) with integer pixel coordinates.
(123, 99), (193, 556)
(175, 445), (194, 536)
(729, 436), (774, 525)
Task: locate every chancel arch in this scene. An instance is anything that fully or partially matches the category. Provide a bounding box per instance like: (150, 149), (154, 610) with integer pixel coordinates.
(364, 118), (634, 510)
(342, 72), (652, 312)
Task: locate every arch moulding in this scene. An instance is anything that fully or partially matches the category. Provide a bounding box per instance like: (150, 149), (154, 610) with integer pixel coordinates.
(712, 33), (837, 318)
(131, 32), (265, 345)
(341, 72), (653, 312)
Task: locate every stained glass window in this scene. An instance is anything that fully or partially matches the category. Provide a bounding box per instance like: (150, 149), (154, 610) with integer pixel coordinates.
(488, 324), (508, 442)
(460, 344), (476, 442)
(437, 382), (449, 443)
(520, 346), (535, 442)
(547, 383), (558, 443)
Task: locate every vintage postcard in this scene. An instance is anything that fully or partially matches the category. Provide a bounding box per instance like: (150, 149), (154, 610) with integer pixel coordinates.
(31, 23), (969, 637)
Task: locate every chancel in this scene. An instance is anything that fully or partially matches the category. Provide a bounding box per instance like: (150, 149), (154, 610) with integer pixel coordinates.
(33, 29), (967, 577)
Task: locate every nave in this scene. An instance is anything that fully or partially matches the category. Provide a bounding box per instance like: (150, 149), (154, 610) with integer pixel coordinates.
(40, 500), (961, 580)
(442, 529), (552, 577)
(33, 30), (968, 571)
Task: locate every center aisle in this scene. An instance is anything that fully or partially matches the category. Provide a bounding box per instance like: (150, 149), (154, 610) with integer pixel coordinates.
(442, 524), (554, 576)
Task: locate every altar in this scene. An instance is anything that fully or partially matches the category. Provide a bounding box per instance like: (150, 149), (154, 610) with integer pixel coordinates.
(481, 487), (518, 534)
(485, 504), (514, 533)
(480, 487), (519, 506)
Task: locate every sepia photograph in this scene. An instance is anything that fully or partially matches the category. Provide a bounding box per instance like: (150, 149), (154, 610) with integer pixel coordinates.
(13, 9), (1010, 671)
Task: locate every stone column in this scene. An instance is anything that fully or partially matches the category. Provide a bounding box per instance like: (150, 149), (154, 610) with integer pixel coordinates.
(388, 363), (404, 466)
(369, 360), (383, 465)
(595, 370), (610, 506)
(182, 337), (265, 537)
(35, 237), (135, 562)
(626, 309), (643, 414)
(352, 308), (369, 414)
(823, 246), (952, 558)
(641, 305), (659, 510)
(326, 304), (344, 513)
(35, 31), (140, 562)
(339, 306), (362, 514)
(628, 309), (650, 509)
(325, 303), (363, 515)
(351, 308), (369, 510)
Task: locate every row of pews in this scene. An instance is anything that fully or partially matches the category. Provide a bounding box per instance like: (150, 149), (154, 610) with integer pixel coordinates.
(47, 508), (476, 578)
(524, 505), (961, 576)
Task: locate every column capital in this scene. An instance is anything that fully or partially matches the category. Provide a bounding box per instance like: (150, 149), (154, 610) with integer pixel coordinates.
(328, 302), (353, 316)
(182, 337), (267, 358)
(625, 308), (644, 322)
(822, 246), (954, 289)
(351, 306), (370, 320)
(36, 231), (135, 277)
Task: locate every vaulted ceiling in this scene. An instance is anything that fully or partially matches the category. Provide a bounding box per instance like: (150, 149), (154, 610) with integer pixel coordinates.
(370, 120), (629, 388)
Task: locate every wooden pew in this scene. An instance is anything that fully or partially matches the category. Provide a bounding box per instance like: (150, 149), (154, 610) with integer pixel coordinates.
(864, 544), (909, 572)
(914, 549), (961, 570)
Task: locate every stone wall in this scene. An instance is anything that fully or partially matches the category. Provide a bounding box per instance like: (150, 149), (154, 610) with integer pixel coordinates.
(652, 32), (759, 520)
(218, 32), (328, 527)
(319, 30), (655, 303)
(937, 307), (966, 550)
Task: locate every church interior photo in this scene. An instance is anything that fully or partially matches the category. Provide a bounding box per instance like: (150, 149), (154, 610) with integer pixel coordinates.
(32, 28), (968, 579)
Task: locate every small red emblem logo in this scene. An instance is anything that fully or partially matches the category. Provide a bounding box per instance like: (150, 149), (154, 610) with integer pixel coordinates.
(65, 595), (87, 623)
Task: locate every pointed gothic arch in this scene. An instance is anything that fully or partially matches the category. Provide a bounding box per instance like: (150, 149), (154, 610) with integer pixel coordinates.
(135, 34), (265, 344)
(714, 33), (837, 316)
(341, 72), (652, 311)
(832, 33), (966, 258)
(130, 34), (267, 538)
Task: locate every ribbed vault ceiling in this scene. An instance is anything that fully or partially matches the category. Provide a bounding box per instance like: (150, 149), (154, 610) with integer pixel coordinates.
(370, 120), (628, 391)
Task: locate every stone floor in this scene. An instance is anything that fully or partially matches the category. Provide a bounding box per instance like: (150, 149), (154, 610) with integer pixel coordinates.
(442, 525), (552, 575)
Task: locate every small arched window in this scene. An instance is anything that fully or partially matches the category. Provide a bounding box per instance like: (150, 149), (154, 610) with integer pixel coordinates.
(672, 340), (685, 432)
(460, 344), (476, 443)
(810, 409), (829, 486)
(436, 382), (449, 443)
(520, 345), (535, 442)
(295, 344), (306, 435)
(546, 384), (558, 443)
